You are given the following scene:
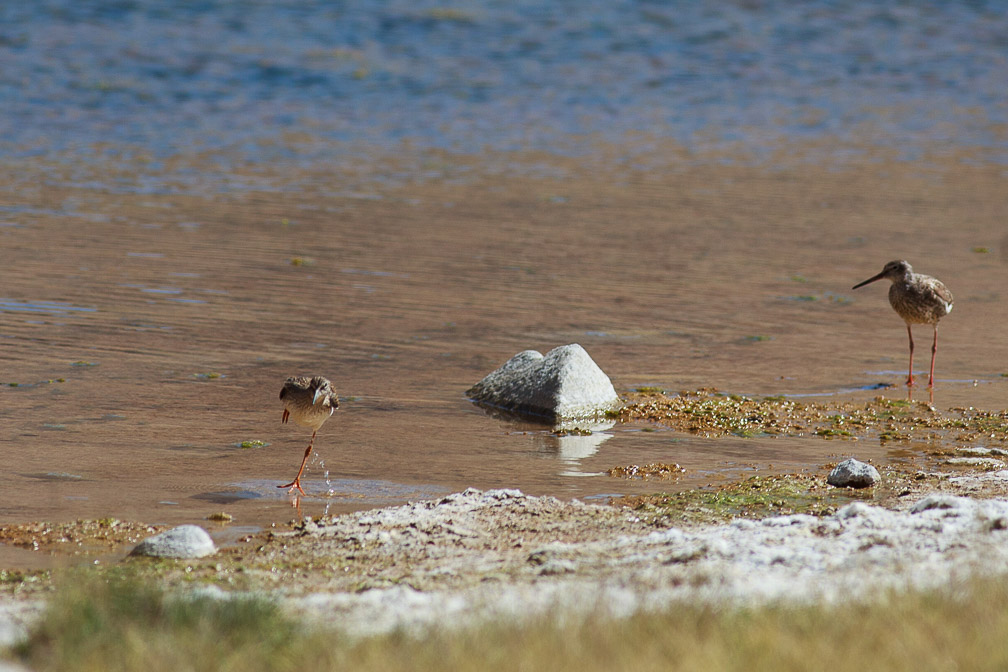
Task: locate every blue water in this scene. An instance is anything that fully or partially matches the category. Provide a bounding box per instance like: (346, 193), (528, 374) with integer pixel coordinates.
(2, 1), (1006, 165)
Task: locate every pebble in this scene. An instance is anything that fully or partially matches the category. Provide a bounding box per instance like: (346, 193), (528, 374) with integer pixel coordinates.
(957, 447), (1008, 457)
(130, 525), (217, 559)
(946, 457), (1006, 468)
(911, 495), (965, 513)
(827, 458), (881, 489)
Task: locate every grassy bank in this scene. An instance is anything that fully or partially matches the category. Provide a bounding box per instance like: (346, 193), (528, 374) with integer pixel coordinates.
(10, 569), (1008, 672)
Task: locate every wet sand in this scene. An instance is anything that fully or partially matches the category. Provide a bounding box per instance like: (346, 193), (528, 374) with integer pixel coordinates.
(1, 140), (1007, 567)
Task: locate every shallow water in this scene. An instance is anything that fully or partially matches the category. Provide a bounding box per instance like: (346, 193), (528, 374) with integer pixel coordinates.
(1, 2), (1008, 566)
(2, 150), (1007, 557)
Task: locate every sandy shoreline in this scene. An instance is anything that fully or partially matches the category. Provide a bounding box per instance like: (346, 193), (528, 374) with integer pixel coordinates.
(4, 458), (1008, 646)
(280, 479), (1008, 637)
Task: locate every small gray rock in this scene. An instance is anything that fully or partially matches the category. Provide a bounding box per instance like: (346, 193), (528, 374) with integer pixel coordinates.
(957, 446), (1008, 457)
(827, 458), (881, 489)
(836, 501), (874, 518)
(956, 446), (993, 457)
(911, 495), (965, 513)
(466, 344), (619, 420)
(130, 525), (216, 559)
(536, 559), (576, 576)
(945, 456), (1005, 468)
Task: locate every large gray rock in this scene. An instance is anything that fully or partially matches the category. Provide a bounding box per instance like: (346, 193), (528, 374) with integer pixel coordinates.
(467, 344), (619, 421)
(130, 525), (217, 559)
(827, 458), (881, 489)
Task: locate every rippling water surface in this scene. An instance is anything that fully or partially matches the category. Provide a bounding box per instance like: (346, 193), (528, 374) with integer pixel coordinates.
(3, 1), (1006, 162)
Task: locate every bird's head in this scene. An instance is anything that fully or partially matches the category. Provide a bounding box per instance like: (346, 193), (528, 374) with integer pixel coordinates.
(311, 377), (333, 405)
(852, 259), (911, 289)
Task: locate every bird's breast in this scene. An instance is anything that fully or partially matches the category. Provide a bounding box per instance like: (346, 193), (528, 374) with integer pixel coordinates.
(283, 399), (335, 430)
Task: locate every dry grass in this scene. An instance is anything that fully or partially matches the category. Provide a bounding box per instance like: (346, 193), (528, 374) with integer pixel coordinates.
(10, 569), (1008, 672)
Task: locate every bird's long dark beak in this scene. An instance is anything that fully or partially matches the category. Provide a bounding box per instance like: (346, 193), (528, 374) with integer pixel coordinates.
(852, 271), (886, 290)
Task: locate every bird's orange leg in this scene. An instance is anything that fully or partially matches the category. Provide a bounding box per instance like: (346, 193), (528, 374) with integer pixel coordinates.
(278, 431), (316, 495)
(927, 324), (938, 389)
(282, 409), (290, 423)
(905, 324), (916, 387)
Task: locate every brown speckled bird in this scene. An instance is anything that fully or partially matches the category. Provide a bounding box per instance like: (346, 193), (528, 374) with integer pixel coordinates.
(278, 375), (338, 495)
(852, 260), (953, 388)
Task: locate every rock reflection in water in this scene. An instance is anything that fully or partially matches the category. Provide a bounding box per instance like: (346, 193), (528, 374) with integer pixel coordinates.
(474, 403), (614, 476)
(541, 421), (616, 478)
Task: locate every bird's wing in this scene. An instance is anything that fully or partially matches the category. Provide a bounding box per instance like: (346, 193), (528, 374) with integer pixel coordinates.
(931, 281), (953, 308)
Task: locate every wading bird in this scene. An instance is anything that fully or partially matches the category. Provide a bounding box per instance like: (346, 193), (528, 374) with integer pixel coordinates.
(852, 260), (953, 389)
(278, 375), (338, 495)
